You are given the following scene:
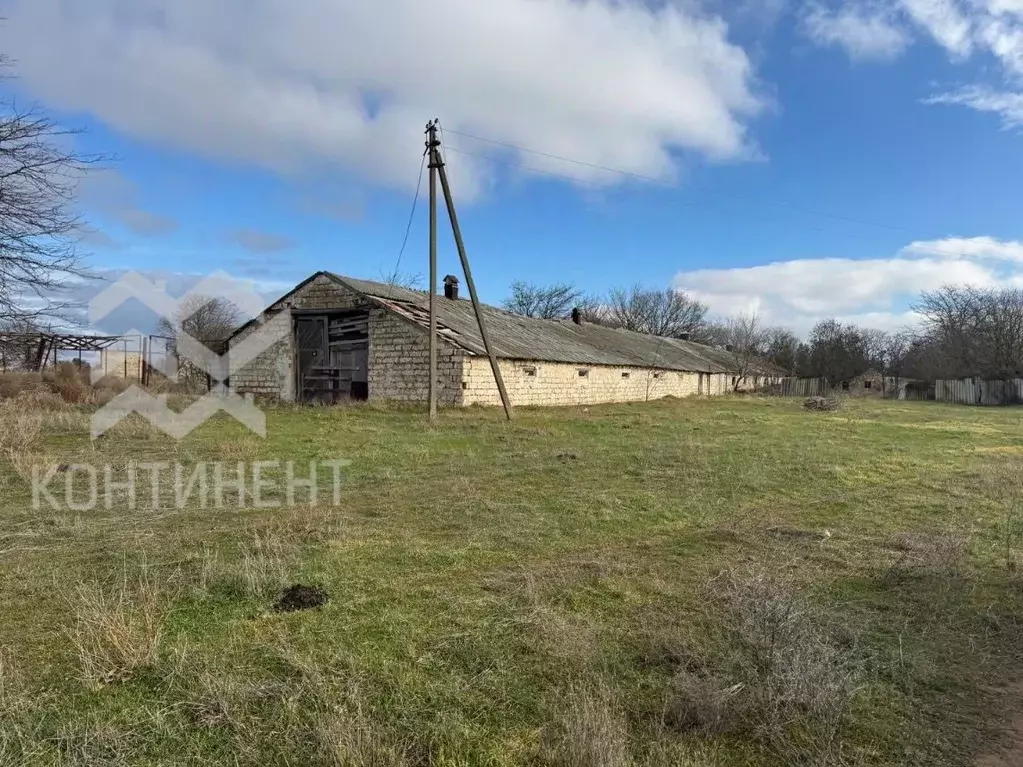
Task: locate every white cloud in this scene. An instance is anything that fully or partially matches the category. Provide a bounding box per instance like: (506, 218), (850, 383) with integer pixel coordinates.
(796, 0), (1023, 128)
(673, 236), (1023, 334)
(902, 235), (1023, 260)
(925, 85), (1023, 126)
(802, 3), (912, 60)
(227, 230), (296, 254)
(984, 0), (1023, 16)
(900, 0), (974, 56)
(79, 168), (179, 237)
(3, 0), (766, 199)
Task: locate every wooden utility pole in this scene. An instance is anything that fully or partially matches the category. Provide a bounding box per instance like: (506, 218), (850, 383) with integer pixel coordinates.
(432, 131), (513, 421)
(426, 121), (440, 422)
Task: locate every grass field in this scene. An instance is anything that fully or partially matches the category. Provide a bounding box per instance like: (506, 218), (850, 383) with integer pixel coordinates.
(1, 394), (1023, 766)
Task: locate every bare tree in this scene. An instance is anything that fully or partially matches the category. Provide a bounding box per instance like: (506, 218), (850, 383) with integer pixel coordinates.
(0, 82), (101, 323)
(763, 326), (800, 376)
(378, 267), (423, 290)
(154, 295), (241, 387)
(603, 284), (708, 338)
(723, 312), (768, 390)
(914, 286), (1023, 379)
(504, 281), (583, 319)
(156, 295), (242, 345)
(861, 329), (910, 395)
(804, 319), (870, 387)
(0, 315), (45, 370)
(913, 286), (986, 378)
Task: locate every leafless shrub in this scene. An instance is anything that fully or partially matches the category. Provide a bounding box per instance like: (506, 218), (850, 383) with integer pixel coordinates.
(541, 682), (630, 767)
(16, 388), (71, 411)
(803, 396), (842, 412)
(662, 671), (744, 735)
(0, 366), (135, 407)
(45, 362), (90, 403)
(66, 573), (165, 686)
(705, 569), (861, 764)
(0, 371), (45, 398)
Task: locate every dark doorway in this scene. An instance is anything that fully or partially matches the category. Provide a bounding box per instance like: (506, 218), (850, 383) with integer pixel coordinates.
(296, 311), (369, 403)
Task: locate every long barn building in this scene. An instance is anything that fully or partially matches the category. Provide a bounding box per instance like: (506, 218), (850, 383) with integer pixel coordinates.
(228, 272), (774, 407)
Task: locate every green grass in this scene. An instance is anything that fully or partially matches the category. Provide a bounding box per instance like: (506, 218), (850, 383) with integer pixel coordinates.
(2, 396), (1023, 765)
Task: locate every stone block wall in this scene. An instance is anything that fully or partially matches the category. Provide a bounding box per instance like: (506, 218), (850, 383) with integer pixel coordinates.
(367, 309), (464, 404)
(229, 274), (465, 403)
(460, 357), (715, 407)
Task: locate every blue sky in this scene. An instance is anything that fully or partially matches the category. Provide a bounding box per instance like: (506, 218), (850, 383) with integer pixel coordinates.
(4, 0), (1023, 336)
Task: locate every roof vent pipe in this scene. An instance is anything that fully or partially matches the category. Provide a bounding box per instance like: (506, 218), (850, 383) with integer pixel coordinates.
(443, 275), (459, 300)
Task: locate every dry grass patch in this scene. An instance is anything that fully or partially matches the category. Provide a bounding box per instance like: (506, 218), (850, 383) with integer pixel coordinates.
(541, 682), (631, 767)
(196, 530), (297, 600)
(66, 571), (166, 687)
(317, 708), (413, 767)
(882, 526), (974, 586)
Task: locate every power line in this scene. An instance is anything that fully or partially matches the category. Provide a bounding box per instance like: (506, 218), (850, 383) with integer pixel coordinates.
(443, 145), (748, 223)
(442, 127), (928, 236)
(442, 143), (1000, 264)
(385, 152), (427, 297)
(444, 144), (849, 238)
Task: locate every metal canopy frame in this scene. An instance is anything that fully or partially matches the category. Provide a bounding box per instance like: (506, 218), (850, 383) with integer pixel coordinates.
(0, 332), (128, 373)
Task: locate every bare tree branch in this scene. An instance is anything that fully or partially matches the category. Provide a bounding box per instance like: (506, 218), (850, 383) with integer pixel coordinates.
(504, 281), (584, 319)
(602, 284), (708, 338)
(155, 295), (242, 346)
(0, 96), (103, 324)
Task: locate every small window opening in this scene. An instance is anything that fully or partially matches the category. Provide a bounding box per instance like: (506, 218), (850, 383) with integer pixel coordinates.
(653, 372), (664, 379)
(461, 382), (468, 390)
(621, 371), (630, 379)
(578, 369), (590, 378)
(523, 366), (537, 377)
(864, 380), (872, 390)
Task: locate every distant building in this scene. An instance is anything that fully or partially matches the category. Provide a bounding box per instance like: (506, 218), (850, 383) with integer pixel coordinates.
(228, 272), (782, 407)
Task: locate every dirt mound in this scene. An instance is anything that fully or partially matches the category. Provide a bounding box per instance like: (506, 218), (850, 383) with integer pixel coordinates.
(274, 584), (328, 613)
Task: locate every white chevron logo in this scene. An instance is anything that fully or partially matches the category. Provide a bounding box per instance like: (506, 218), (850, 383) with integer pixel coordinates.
(92, 386), (267, 440)
(87, 271), (284, 440)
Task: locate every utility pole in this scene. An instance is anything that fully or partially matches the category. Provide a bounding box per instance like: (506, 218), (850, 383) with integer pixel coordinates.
(426, 121), (440, 422)
(432, 129), (513, 421)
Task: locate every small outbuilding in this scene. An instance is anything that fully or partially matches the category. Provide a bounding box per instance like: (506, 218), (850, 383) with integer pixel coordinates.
(228, 272), (777, 407)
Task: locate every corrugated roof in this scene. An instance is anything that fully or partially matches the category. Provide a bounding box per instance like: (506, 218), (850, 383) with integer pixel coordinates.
(329, 274), (753, 374)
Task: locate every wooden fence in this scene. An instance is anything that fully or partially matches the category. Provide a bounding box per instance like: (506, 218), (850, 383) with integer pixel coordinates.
(765, 377), (918, 399)
(765, 378), (826, 397)
(934, 378), (1023, 406)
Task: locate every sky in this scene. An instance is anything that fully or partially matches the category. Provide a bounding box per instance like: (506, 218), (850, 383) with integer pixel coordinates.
(4, 0), (1023, 337)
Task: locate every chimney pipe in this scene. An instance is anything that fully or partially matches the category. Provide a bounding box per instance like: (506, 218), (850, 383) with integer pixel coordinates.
(443, 275), (459, 300)
(571, 307), (582, 325)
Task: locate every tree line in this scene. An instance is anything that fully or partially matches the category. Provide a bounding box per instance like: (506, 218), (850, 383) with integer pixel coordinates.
(504, 281), (1023, 386)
